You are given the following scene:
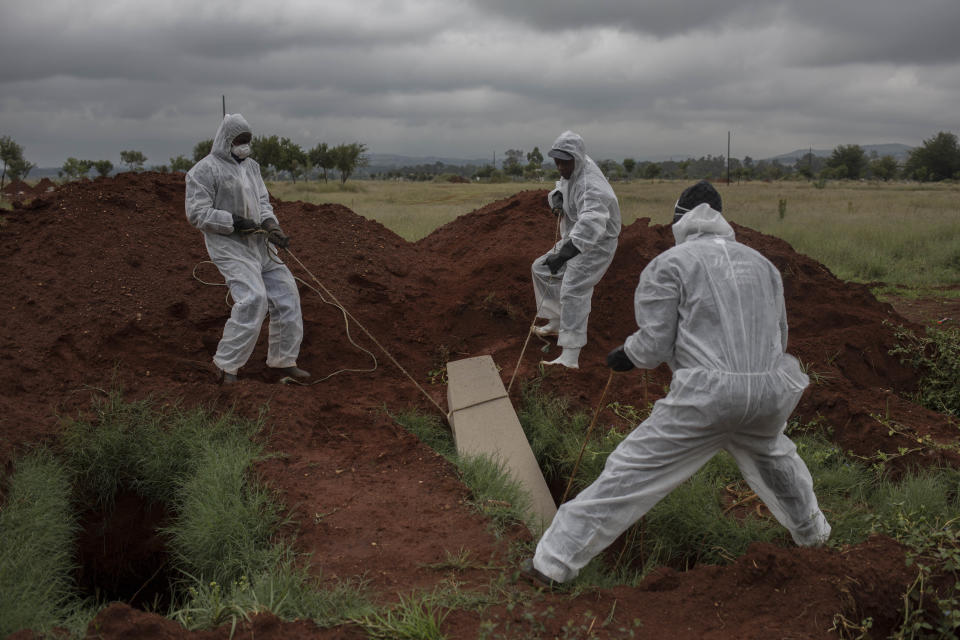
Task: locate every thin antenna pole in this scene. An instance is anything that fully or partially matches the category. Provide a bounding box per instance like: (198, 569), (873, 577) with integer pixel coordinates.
(222, 95), (226, 118)
(727, 131), (731, 184)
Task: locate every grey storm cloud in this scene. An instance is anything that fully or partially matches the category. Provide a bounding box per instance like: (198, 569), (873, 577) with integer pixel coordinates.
(472, 0), (960, 64)
(1, 0), (958, 166)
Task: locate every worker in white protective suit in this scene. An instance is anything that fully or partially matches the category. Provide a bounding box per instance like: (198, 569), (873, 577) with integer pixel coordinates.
(531, 131), (621, 369)
(522, 180), (830, 586)
(185, 113), (309, 384)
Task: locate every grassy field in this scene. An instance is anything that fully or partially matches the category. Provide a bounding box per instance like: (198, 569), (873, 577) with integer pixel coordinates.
(268, 179), (960, 287)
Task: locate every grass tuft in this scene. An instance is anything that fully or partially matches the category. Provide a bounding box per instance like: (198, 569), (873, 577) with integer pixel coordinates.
(457, 453), (534, 534)
(172, 552), (374, 631)
(62, 392), (255, 506)
(164, 436), (284, 585)
(352, 591), (450, 640)
(2, 391), (369, 635)
(890, 324), (960, 417)
(389, 409), (534, 534)
(0, 451), (94, 637)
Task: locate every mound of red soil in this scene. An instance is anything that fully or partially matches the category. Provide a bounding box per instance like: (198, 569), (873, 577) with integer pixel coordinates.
(1, 172), (953, 638)
(35, 177), (56, 193)
(3, 177), (56, 203)
(1, 178), (33, 200)
(414, 190), (958, 471)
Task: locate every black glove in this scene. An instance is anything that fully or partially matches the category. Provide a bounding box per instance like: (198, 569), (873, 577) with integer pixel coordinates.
(232, 215), (258, 234)
(606, 345), (635, 372)
(542, 241), (580, 275)
(262, 219), (291, 249)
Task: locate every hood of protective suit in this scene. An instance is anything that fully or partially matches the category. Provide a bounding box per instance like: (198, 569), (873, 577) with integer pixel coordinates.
(550, 130), (586, 179)
(545, 130), (621, 253)
(185, 111), (278, 248)
(212, 114), (253, 161)
(672, 203), (735, 245)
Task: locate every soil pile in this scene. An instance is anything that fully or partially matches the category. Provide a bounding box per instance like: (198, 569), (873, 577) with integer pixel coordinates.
(1, 172), (954, 639)
(2, 178), (33, 200)
(414, 190), (957, 469)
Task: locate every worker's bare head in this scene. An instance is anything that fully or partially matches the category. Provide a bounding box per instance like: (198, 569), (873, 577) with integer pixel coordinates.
(548, 148), (575, 179)
(673, 180), (722, 224)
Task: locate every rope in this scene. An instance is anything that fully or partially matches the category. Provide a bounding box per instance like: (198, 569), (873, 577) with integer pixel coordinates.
(506, 211), (563, 394)
(278, 270), (380, 385)
(191, 231), (446, 415)
(282, 247), (448, 418)
(191, 233), (380, 385)
(560, 368), (615, 505)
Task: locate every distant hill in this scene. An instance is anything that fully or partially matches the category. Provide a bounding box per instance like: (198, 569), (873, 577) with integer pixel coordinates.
(24, 166), (63, 180)
(767, 143), (914, 164)
(365, 153), (491, 168)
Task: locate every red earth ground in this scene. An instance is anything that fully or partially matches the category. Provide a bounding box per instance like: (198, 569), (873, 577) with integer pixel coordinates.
(1, 172), (957, 638)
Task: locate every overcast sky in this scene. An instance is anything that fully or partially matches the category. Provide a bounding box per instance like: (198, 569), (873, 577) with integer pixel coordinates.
(2, 0), (959, 168)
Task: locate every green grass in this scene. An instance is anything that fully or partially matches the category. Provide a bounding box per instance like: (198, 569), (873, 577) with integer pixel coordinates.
(388, 409), (535, 534)
(269, 178), (960, 286)
(0, 451), (94, 637)
(352, 591), (450, 640)
(457, 454), (534, 534)
(164, 436), (284, 585)
(890, 324), (960, 417)
(172, 554), (374, 631)
(62, 393), (251, 506)
(268, 179), (554, 242)
(715, 181), (960, 286)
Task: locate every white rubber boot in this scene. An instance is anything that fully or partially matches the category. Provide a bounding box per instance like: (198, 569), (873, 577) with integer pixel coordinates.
(540, 347), (580, 369)
(533, 320), (560, 337)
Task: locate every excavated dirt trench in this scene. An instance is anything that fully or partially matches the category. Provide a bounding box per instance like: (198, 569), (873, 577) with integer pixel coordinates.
(1, 172), (957, 638)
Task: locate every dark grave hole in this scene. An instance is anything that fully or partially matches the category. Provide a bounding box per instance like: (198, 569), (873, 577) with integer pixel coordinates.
(75, 489), (176, 611)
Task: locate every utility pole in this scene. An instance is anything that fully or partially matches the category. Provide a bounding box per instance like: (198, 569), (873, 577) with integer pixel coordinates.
(727, 131), (731, 184)
(222, 95), (226, 118)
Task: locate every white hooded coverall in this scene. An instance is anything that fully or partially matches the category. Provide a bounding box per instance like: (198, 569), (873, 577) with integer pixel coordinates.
(533, 203), (830, 583)
(185, 114), (303, 375)
(533, 131), (621, 348)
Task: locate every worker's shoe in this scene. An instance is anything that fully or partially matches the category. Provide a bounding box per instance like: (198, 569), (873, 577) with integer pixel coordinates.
(532, 321), (559, 337)
(220, 370), (239, 385)
(540, 347), (580, 369)
(519, 558), (557, 589)
(272, 366), (311, 380)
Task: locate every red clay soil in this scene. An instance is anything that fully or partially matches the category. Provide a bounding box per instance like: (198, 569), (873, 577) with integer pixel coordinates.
(3, 177), (56, 200)
(0, 172), (955, 638)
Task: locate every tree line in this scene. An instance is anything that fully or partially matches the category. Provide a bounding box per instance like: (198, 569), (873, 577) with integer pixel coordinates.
(188, 137), (368, 185)
(3, 130), (960, 190)
(0, 135), (368, 188)
(370, 132), (960, 185)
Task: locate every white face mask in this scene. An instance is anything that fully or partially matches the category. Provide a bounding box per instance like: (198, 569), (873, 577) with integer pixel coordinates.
(232, 143), (252, 160)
